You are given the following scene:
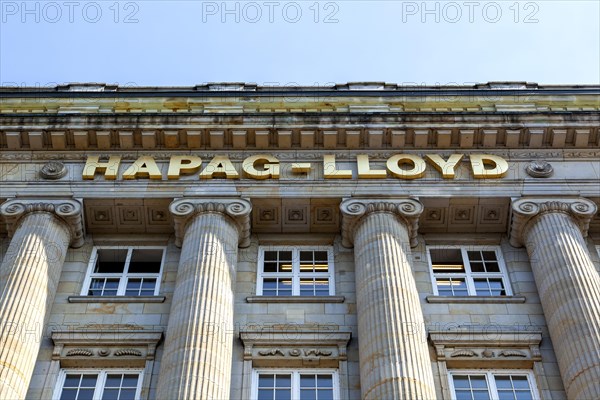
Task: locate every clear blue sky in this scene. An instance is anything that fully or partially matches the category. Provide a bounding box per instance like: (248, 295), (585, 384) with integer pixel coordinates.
(1, 1), (599, 86)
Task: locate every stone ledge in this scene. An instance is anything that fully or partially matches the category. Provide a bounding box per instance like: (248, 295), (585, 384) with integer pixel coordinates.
(426, 295), (526, 304)
(246, 296), (345, 303)
(68, 295), (166, 303)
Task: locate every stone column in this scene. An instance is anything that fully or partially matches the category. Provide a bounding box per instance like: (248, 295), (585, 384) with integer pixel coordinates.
(156, 198), (251, 400)
(0, 199), (83, 399)
(511, 198), (600, 400)
(340, 198), (436, 400)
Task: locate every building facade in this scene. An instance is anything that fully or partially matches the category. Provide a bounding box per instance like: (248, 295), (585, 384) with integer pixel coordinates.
(0, 82), (599, 400)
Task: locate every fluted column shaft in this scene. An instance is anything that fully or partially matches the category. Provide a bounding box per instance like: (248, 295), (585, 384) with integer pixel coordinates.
(341, 199), (436, 400)
(512, 199), (600, 399)
(0, 203), (81, 399)
(157, 199), (251, 400)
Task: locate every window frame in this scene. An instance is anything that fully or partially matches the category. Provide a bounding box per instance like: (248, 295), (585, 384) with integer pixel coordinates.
(448, 369), (540, 400)
(256, 246), (335, 296)
(426, 245), (512, 296)
(81, 246), (166, 297)
(251, 369), (340, 400)
(52, 368), (144, 400)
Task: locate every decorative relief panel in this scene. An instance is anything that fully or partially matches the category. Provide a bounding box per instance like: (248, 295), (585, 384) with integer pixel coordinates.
(85, 198), (172, 234)
(429, 329), (542, 369)
(52, 330), (163, 368)
(252, 198), (340, 234)
(420, 197), (509, 233)
(239, 329), (351, 368)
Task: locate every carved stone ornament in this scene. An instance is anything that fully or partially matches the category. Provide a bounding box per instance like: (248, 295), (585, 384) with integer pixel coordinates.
(339, 198), (424, 248)
(510, 197), (598, 247)
(114, 349), (143, 357)
(0, 199), (84, 247)
(169, 198), (252, 247)
(66, 349), (93, 357)
(39, 161), (68, 179)
(258, 349), (285, 357)
(525, 160), (553, 178)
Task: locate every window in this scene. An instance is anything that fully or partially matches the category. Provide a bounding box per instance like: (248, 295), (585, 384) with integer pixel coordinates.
(82, 247), (165, 296)
(449, 371), (539, 400)
(253, 370), (339, 400)
(257, 247), (335, 296)
(427, 246), (511, 296)
(53, 369), (143, 400)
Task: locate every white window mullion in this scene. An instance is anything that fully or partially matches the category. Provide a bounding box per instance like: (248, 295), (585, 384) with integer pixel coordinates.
(292, 371), (300, 400)
(117, 248), (134, 295)
(461, 248), (477, 295)
(292, 249), (300, 296)
(487, 372), (501, 400)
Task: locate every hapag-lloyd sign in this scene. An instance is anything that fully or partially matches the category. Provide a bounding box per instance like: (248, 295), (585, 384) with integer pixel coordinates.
(82, 153), (509, 180)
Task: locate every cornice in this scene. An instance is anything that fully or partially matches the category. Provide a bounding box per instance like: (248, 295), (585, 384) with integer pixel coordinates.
(509, 197), (598, 247)
(339, 198), (423, 248)
(0, 198), (84, 247)
(169, 197), (252, 248)
(0, 122), (598, 152)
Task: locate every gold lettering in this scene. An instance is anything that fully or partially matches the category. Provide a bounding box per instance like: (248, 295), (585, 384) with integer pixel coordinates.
(291, 163), (312, 173)
(470, 154), (509, 178)
(122, 156), (163, 180)
(386, 154), (426, 179)
(323, 155), (352, 179)
(243, 155), (280, 179)
(425, 154), (464, 179)
(199, 155), (240, 179)
(357, 154), (387, 179)
(167, 155), (202, 179)
(82, 155), (121, 180)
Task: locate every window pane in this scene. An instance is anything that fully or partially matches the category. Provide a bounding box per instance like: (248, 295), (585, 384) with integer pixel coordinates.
(300, 389), (316, 400)
(467, 250), (482, 261)
(264, 251), (277, 261)
(275, 389), (291, 400)
(129, 249), (163, 273)
(101, 389), (119, 400)
(276, 375), (291, 387)
(473, 391), (491, 400)
(430, 249), (465, 273)
(316, 374), (331, 388)
(258, 374), (274, 388)
(300, 374), (316, 387)
(437, 278), (467, 296)
(264, 262), (278, 273)
(314, 251), (328, 262)
(258, 389), (273, 400)
(104, 374), (122, 387)
(481, 251), (497, 261)
(452, 376), (470, 389)
(94, 249), (127, 273)
(60, 389), (78, 400)
(118, 389), (137, 400)
(317, 389), (334, 400)
(81, 374), (98, 387)
(455, 390), (473, 400)
(470, 262), (485, 273)
(78, 389), (95, 400)
(511, 376), (530, 390)
(470, 376), (488, 389)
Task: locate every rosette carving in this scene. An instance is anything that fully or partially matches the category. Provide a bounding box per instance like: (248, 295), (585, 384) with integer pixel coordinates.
(0, 199), (84, 247)
(169, 198), (252, 247)
(510, 197), (597, 247)
(339, 198), (424, 248)
(525, 160), (553, 178)
(40, 161), (68, 179)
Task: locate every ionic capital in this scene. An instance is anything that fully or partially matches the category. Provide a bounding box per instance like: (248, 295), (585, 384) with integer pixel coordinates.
(510, 197), (597, 247)
(0, 199), (84, 248)
(169, 198), (252, 248)
(339, 198), (424, 248)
